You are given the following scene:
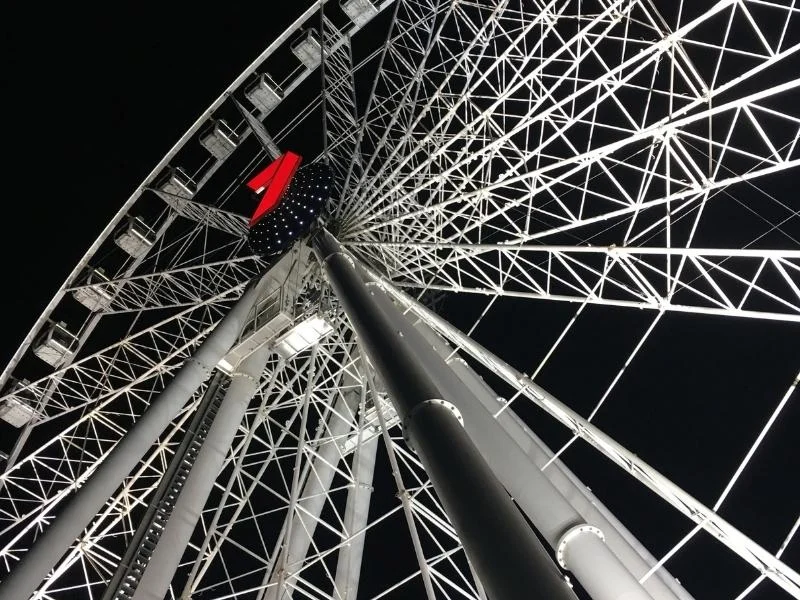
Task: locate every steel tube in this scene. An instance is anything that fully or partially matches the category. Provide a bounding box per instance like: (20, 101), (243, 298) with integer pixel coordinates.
(313, 229), (576, 600)
(264, 393), (359, 600)
(446, 351), (691, 600)
(366, 287), (582, 544)
(561, 528), (657, 600)
(370, 290), (652, 600)
(399, 318), (657, 600)
(0, 276), (268, 600)
(132, 341), (273, 600)
(333, 432), (378, 600)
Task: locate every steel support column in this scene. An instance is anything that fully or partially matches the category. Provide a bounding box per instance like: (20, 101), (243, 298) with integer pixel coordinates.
(101, 372), (228, 600)
(333, 426), (378, 600)
(370, 268), (692, 600)
(132, 341), (274, 600)
(264, 392), (360, 600)
(397, 316), (659, 600)
(444, 348), (691, 600)
(312, 228), (576, 600)
(0, 275), (270, 600)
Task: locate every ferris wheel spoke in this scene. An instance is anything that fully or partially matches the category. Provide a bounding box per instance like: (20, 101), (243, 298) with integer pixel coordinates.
(343, 1), (650, 230)
(0, 286), (244, 425)
(353, 242), (800, 321)
(321, 19), (365, 199)
(335, 0), (512, 219)
(734, 514), (800, 600)
(154, 188), (251, 239)
(346, 66), (798, 246)
(637, 366), (800, 590)
(263, 348), (348, 600)
(369, 371), (438, 600)
(345, 0), (633, 228)
(342, 1), (799, 241)
(339, 0), (455, 223)
(64, 256), (263, 315)
(341, 0), (517, 220)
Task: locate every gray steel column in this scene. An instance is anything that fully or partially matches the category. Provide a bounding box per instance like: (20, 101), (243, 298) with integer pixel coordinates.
(265, 392), (359, 600)
(391, 316), (655, 600)
(367, 267), (692, 600)
(403, 308), (691, 600)
(333, 432), (378, 600)
(313, 228), (576, 600)
(449, 354), (692, 600)
(367, 289), (583, 543)
(132, 340), (274, 600)
(0, 276), (269, 600)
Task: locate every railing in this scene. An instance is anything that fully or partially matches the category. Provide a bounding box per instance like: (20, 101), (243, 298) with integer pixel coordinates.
(239, 287), (283, 341)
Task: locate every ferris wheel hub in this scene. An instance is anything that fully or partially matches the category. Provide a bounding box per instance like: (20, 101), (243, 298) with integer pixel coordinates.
(247, 161), (333, 257)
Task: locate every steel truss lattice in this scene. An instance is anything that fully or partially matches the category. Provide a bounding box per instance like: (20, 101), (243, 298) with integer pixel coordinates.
(1, 1), (799, 599)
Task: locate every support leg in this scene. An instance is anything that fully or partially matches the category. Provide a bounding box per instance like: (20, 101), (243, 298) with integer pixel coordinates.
(313, 229), (576, 600)
(372, 269), (694, 600)
(401, 314), (657, 600)
(333, 388), (378, 600)
(131, 341), (273, 600)
(446, 347), (690, 600)
(263, 391), (359, 600)
(0, 276), (269, 600)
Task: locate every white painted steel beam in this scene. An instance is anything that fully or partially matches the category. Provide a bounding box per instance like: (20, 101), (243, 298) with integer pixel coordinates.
(263, 393), (359, 600)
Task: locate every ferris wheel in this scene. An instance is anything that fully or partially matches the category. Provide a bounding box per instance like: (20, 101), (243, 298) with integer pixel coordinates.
(1, 1), (799, 599)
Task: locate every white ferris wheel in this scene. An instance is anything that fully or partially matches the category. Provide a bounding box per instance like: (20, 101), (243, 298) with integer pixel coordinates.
(0, 1), (798, 600)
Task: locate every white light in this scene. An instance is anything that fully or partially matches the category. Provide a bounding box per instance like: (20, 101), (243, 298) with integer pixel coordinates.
(274, 316), (334, 359)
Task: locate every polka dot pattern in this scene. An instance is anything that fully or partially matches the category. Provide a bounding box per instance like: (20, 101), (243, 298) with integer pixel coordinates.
(247, 163), (333, 256)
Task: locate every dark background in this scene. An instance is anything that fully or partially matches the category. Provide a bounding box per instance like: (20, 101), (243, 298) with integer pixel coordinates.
(2, 3), (798, 599)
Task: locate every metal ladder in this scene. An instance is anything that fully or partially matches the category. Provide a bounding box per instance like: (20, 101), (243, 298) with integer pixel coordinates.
(102, 372), (226, 600)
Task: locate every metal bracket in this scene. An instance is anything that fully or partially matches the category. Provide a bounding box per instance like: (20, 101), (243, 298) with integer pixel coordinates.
(556, 524), (604, 569)
(402, 398), (464, 452)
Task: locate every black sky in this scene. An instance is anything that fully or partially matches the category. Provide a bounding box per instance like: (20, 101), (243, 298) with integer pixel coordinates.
(2, 3), (798, 599)
(2, 4), (305, 352)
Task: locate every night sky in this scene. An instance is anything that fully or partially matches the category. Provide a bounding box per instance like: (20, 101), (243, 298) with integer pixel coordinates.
(2, 3), (798, 599)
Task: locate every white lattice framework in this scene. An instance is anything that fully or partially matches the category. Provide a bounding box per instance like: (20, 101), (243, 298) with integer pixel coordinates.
(0, 1), (798, 599)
